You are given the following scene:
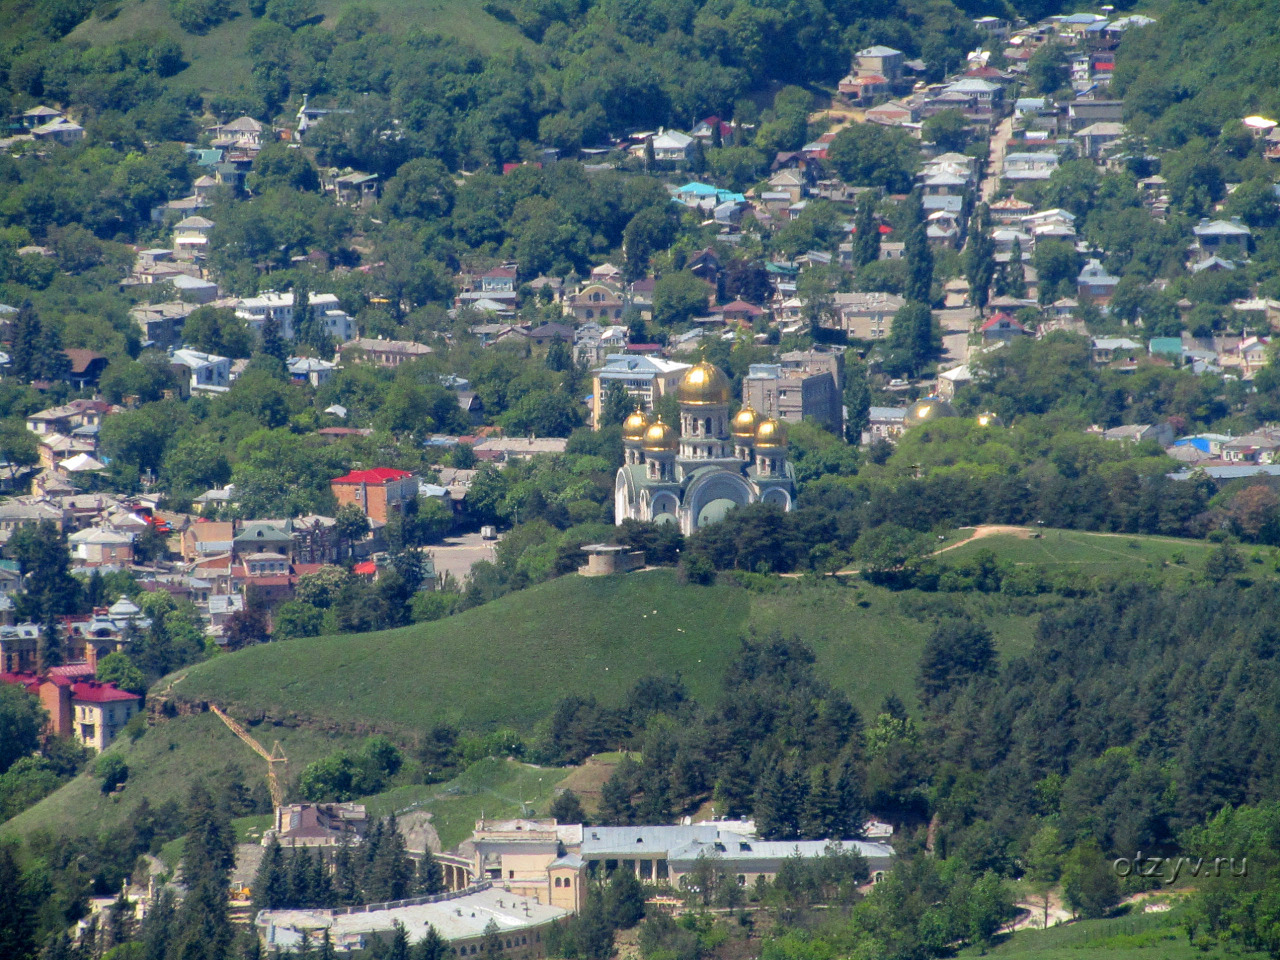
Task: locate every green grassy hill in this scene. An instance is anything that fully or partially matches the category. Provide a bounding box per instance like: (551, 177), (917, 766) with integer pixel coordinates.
(941, 528), (1230, 579)
(70, 0), (532, 97)
(4, 531), (1223, 845)
(166, 568), (992, 736)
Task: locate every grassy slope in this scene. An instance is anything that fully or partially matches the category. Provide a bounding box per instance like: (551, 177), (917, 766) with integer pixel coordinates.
(6, 531), (1219, 845)
(0, 711), (356, 842)
(70, 0), (532, 97)
(959, 908), (1268, 960)
(168, 569), (957, 735)
(942, 529), (1229, 578)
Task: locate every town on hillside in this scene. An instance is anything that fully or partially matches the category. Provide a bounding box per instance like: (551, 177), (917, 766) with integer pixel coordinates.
(4, 0), (1280, 958)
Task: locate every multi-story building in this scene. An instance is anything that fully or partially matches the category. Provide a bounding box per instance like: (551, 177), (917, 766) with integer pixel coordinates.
(591, 354), (691, 426)
(330, 468), (419, 523)
(742, 350), (844, 435)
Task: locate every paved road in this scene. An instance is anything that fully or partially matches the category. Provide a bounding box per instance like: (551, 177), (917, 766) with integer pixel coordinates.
(982, 114), (1015, 201)
(426, 530), (499, 587)
(936, 305), (976, 365)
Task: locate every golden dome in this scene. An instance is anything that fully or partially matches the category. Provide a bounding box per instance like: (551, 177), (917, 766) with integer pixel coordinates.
(731, 406), (761, 438)
(678, 361), (731, 406)
(976, 411), (1004, 428)
(754, 417), (788, 448)
(642, 418), (677, 452)
(903, 396), (957, 428)
(622, 407), (651, 441)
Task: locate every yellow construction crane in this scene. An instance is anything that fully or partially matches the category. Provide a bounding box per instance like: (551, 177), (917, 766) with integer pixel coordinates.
(210, 704), (288, 808)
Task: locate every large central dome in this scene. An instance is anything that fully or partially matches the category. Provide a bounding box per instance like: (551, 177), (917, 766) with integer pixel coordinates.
(678, 361), (731, 406)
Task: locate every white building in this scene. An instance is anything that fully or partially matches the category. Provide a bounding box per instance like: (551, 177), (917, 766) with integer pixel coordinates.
(171, 348), (231, 393)
(234, 291), (353, 341)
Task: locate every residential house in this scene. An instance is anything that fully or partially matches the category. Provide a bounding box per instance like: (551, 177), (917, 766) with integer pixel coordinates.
(855, 45), (905, 82)
(1002, 152), (1059, 180)
(1192, 218), (1251, 262)
(1075, 121), (1125, 159)
(131, 301), (197, 350)
(0, 623), (39, 673)
(26, 400), (112, 437)
(1067, 99), (1124, 131)
(565, 283), (626, 322)
(64, 350), (109, 390)
(37, 676), (140, 753)
(936, 364), (972, 400)
(480, 266), (518, 293)
(865, 100), (918, 126)
(270, 803), (369, 848)
(172, 216), (214, 258)
(691, 116), (734, 143)
(31, 117), (85, 145)
(471, 438), (569, 462)
(527, 323), (574, 347)
(1091, 337), (1142, 364)
(829, 292), (907, 339)
(287, 357), (337, 387)
(1100, 423), (1175, 446)
(331, 172), (379, 207)
(979, 312), (1031, 342)
(182, 521), (236, 562)
(650, 130), (693, 162)
(1077, 258), (1120, 305)
(990, 197), (1034, 225)
(171, 349), (231, 393)
(330, 468), (419, 523)
(68, 528), (134, 567)
(591, 355), (691, 426)
(336, 337), (433, 368)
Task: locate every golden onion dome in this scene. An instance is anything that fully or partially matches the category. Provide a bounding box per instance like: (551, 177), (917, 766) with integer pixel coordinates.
(903, 396), (957, 428)
(754, 417), (788, 449)
(976, 411), (1004, 428)
(642, 418), (677, 452)
(678, 361), (732, 406)
(731, 406), (761, 438)
(622, 407), (651, 441)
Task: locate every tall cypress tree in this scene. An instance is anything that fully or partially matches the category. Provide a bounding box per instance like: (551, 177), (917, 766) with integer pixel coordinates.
(37, 321), (69, 382)
(801, 767), (840, 839)
(8, 301), (40, 382)
(904, 192), (934, 305)
(289, 847), (314, 907)
(964, 202), (995, 315)
(417, 925), (447, 960)
(853, 193), (880, 268)
(388, 922), (411, 960)
(252, 836), (288, 914)
(416, 848), (444, 896)
(260, 315), (288, 365)
(754, 758), (802, 841)
(835, 757), (869, 839)
(333, 842), (359, 906)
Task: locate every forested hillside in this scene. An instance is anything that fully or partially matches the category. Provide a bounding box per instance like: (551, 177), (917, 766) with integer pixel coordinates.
(1114, 0), (1280, 146)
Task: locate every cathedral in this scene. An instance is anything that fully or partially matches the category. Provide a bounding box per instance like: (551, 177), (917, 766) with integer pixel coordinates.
(614, 361), (795, 534)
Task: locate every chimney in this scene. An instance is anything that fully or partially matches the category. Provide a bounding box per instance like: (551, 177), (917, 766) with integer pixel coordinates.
(86, 642), (98, 672)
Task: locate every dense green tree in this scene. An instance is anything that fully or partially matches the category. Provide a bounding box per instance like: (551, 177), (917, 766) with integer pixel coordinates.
(416, 848), (444, 895)
(827, 124), (920, 193)
(550, 790), (588, 825)
(95, 652), (147, 695)
(652, 271), (710, 326)
(918, 618), (997, 707)
(0, 686), (45, 776)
